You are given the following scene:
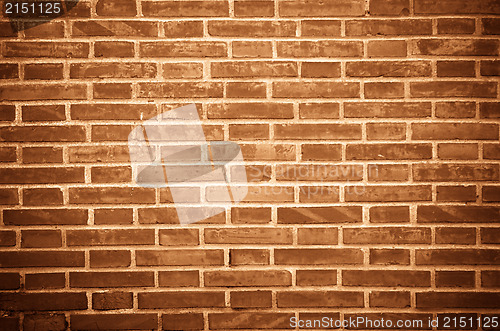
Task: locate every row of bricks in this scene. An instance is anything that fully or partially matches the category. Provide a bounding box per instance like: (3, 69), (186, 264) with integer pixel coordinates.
(1, 269), (500, 289)
(3, 0), (500, 18)
(0, 185), (498, 205)
(1, 61), (499, 80)
(4, 18), (500, 39)
(0, 290), (499, 310)
(2, 81), (500, 100)
(1, 205), (499, 224)
(2, 102), (499, 120)
(0, 227), (498, 247)
(1, 39), (500, 58)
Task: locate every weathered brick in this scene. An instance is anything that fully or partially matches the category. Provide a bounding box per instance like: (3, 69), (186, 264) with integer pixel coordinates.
(344, 227), (431, 244)
(205, 270), (292, 287)
(279, 0), (365, 17)
(142, 1), (228, 17)
(343, 270), (431, 287)
(275, 248), (363, 265)
(67, 229), (155, 246)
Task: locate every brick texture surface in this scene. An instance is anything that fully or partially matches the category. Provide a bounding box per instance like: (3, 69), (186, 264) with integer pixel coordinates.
(0, 0), (499, 329)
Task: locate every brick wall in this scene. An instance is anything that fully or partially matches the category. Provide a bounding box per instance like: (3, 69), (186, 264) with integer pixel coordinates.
(0, 0), (499, 329)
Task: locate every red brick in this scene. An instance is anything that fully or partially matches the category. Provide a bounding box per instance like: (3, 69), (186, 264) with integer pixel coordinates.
(365, 82), (404, 99)
(205, 270), (292, 287)
(437, 60), (476, 77)
(234, 1), (274, 17)
(92, 292), (133, 310)
(277, 291), (364, 307)
(23, 314), (66, 331)
(414, 81), (497, 99)
(230, 249), (270, 265)
(302, 144), (341, 161)
(93, 83), (130, 99)
(205, 228), (292, 245)
(298, 228), (338, 245)
(71, 103), (156, 120)
(71, 62), (156, 78)
(436, 227), (476, 245)
(275, 123), (362, 139)
(207, 103), (293, 119)
(139, 291), (225, 308)
(437, 185), (477, 202)
(22, 105), (65, 122)
(299, 102), (340, 119)
(209, 20), (296, 37)
(345, 102), (431, 118)
(278, 206), (362, 224)
(301, 62), (341, 77)
(367, 123), (406, 141)
(94, 41), (134, 57)
(0, 167), (84, 184)
(418, 206), (500, 223)
(484, 144), (500, 159)
(299, 186), (340, 203)
(482, 228), (500, 244)
(0, 63), (18, 79)
(0, 293), (87, 311)
(436, 102), (476, 118)
(25, 273), (65, 290)
(0, 251), (84, 267)
(279, 0), (365, 17)
(480, 102), (500, 119)
(140, 41), (227, 57)
(92, 124), (133, 141)
(3, 209), (87, 226)
(412, 39), (499, 56)
(369, 0), (410, 15)
(232, 41), (273, 58)
(347, 19), (431, 36)
(275, 248), (363, 265)
(368, 40), (408, 57)
(239, 144), (295, 161)
(70, 314), (157, 330)
(69, 187), (154, 204)
(21, 230), (62, 248)
(67, 229), (154, 246)
(347, 143), (431, 160)
(159, 270), (199, 287)
(1, 84), (86, 100)
(483, 186), (500, 202)
(229, 124), (269, 140)
(344, 227), (431, 244)
(142, 1), (228, 17)
(438, 143), (478, 159)
(343, 270), (430, 287)
(136, 249), (224, 266)
(436, 271), (475, 288)
(139, 82), (223, 98)
(417, 292), (500, 308)
(90, 250), (131, 268)
(160, 228), (199, 246)
(163, 313), (204, 330)
(210, 312), (293, 329)
(481, 60), (500, 76)
(296, 270), (337, 286)
(348, 61), (431, 77)
(0, 105), (15, 122)
(1, 126), (85, 142)
(70, 272), (154, 288)
(73, 20), (156, 37)
(91, 166), (131, 183)
(277, 40), (363, 57)
(0, 273), (20, 289)
(96, 0), (137, 16)
(370, 206), (410, 223)
(231, 291), (272, 308)
(370, 291), (411, 308)
(416, 249), (500, 265)
(301, 20), (341, 36)
(24, 63), (63, 80)
(482, 271), (500, 288)
(94, 208), (133, 225)
(139, 207), (225, 224)
(370, 249), (410, 265)
(0, 189), (18, 205)
(23, 188), (63, 206)
(212, 61), (297, 78)
(415, 0), (500, 14)
(413, 123), (498, 140)
(4, 42), (89, 58)
(413, 164), (499, 182)
(483, 18), (500, 34)
(163, 62), (203, 78)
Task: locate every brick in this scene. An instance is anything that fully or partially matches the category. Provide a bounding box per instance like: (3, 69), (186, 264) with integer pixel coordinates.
(368, 40), (408, 57)
(0, 293), (87, 311)
(365, 82), (404, 99)
(0, 189), (18, 205)
(212, 61), (297, 78)
(413, 164), (499, 182)
(370, 291), (411, 308)
(90, 250), (131, 268)
(369, 206), (409, 223)
(412, 39), (499, 56)
(437, 185), (477, 202)
(370, 249), (410, 265)
(277, 40), (363, 57)
(418, 206), (500, 223)
(92, 292), (133, 310)
(70, 272), (154, 288)
(23, 188), (63, 206)
(370, 0), (410, 15)
(4, 42), (89, 58)
(71, 103), (156, 120)
(438, 18), (475, 34)
(1, 126), (85, 142)
(22, 105), (65, 122)
(159, 228), (199, 246)
(482, 271), (500, 288)
(437, 61), (476, 77)
(25, 273), (65, 290)
(482, 228), (500, 244)
(416, 249), (500, 265)
(95, 41), (134, 57)
(72, 62), (156, 78)
(235, 1), (274, 17)
(142, 1), (228, 17)
(139, 291), (225, 308)
(299, 102), (340, 119)
(230, 249), (270, 265)
(0, 105), (15, 122)
(136, 250), (224, 266)
(297, 270), (337, 286)
(299, 186), (340, 202)
(241, 165), (272, 184)
(436, 102), (476, 118)
(24, 63), (63, 80)
(209, 312), (293, 329)
(343, 270), (430, 287)
(347, 185), (431, 201)
(0, 64), (18, 79)
(230, 124), (269, 140)
(0, 84), (87, 100)
(436, 271), (475, 288)
(277, 291), (364, 307)
(3, 209), (87, 226)
(0, 273), (20, 289)
(0, 230), (16, 247)
(163, 62), (203, 79)
(0, 251), (84, 267)
(302, 144), (342, 161)
(298, 228), (338, 245)
(0, 317), (18, 331)
(67, 229), (154, 246)
(438, 143), (478, 159)
(367, 123), (406, 141)
(70, 314), (157, 330)
(414, 0), (500, 14)
(344, 227), (431, 244)
(347, 20), (431, 36)
(275, 248), (363, 265)
(139, 207), (225, 224)
(205, 270), (292, 287)
(21, 230), (62, 248)
(23, 314), (66, 331)
(139, 82), (223, 98)
(275, 123), (362, 139)
(347, 143), (431, 160)
(91, 166), (132, 183)
(481, 60), (500, 76)
(210, 20), (296, 37)
(232, 41), (273, 58)
(347, 61), (431, 77)
(480, 102), (500, 118)
(73, 20), (156, 37)
(483, 186), (500, 202)
(484, 144), (500, 159)
(345, 102), (431, 118)
(207, 103), (293, 119)
(96, 0), (137, 16)
(278, 206), (362, 224)
(163, 313), (204, 330)
(70, 146), (130, 163)
(205, 228), (292, 244)
(417, 293), (500, 308)
(301, 62), (341, 77)
(0, 167), (85, 184)
(412, 123), (498, 140)
(140, 41), (227, 57)
(231, 291), (272, 308)
(436, 227), (476, 245)
(94, 208), (133, 225)
(159, 270), (199, 287)
(277, 164), (362, 181)
(279, 0), (365, 17)
(91, 124), (132, 141)
(69, 187), (154, 204)
(0, 147), (16, 162)
(483, 18), (500, 34)
(301, 20), (341, 36)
